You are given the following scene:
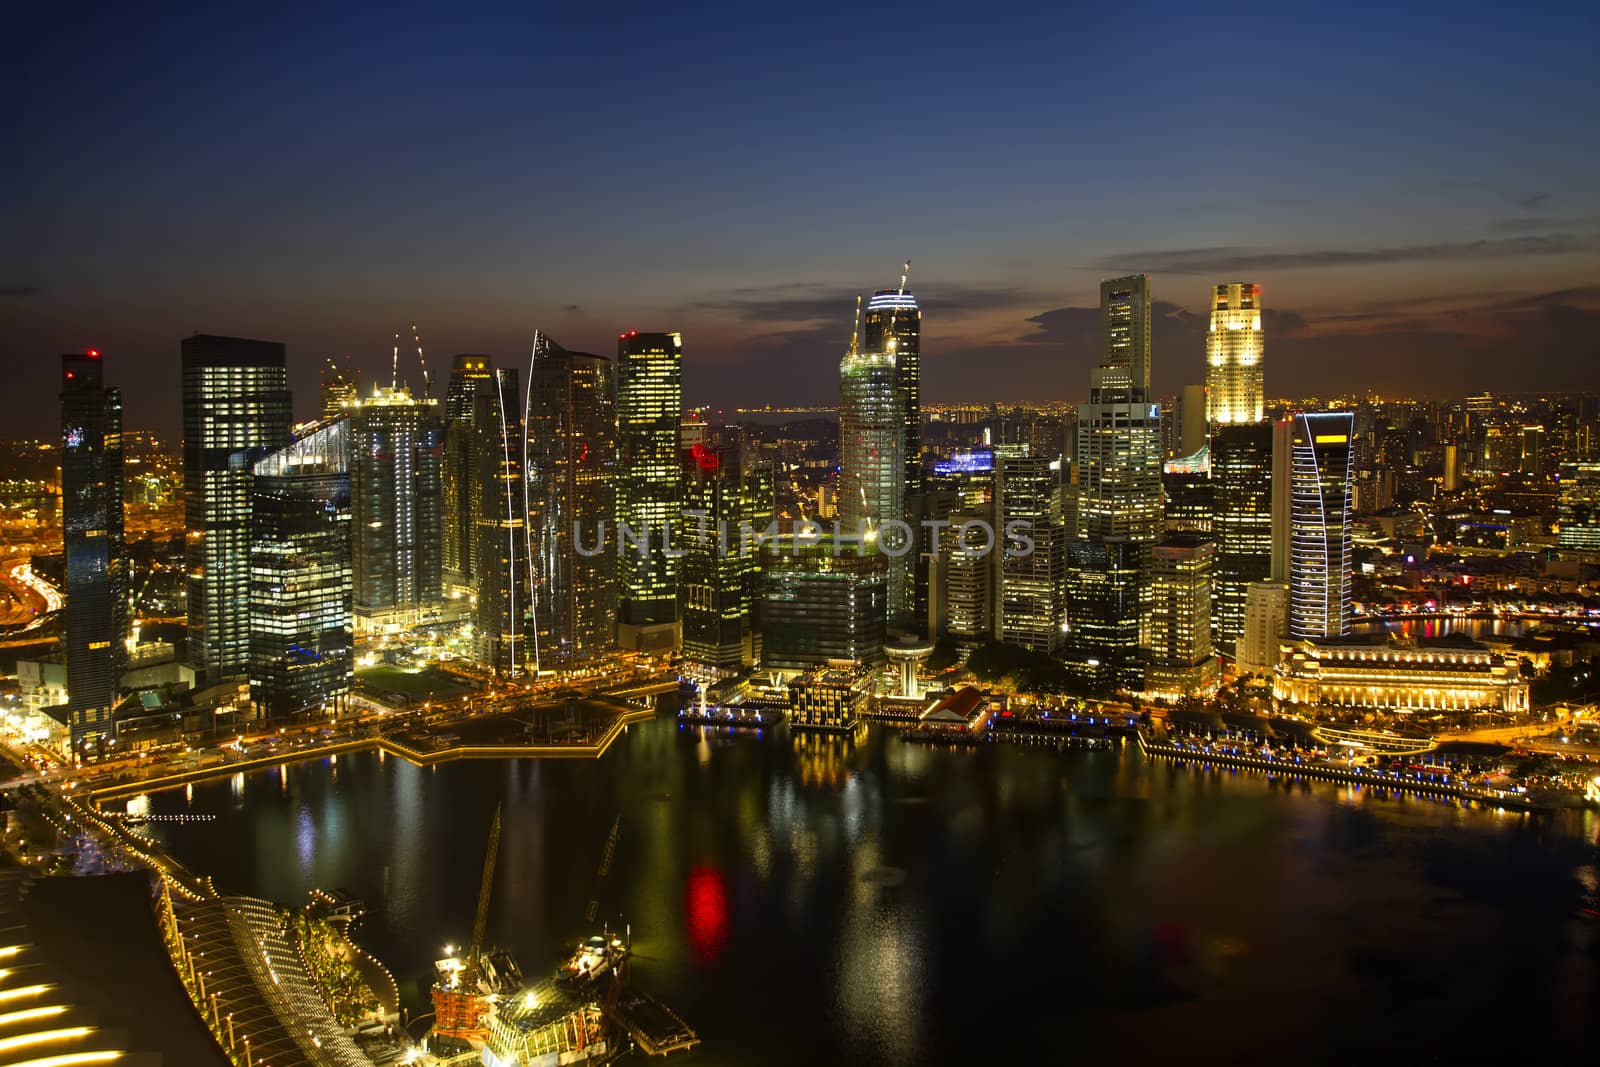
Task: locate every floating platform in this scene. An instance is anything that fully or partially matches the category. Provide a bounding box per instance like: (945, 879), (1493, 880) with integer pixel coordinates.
(612, 988), (700, 1056)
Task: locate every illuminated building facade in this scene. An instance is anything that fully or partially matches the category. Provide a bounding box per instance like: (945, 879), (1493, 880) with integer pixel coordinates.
(1211, 420), (1275, 649)
(1204, 282), (1264, 424)
(249, 417), (352, 716)
(840, 325), (907, 619)
(1274, 636), (1530, 715)
(1143, 534), (1219, 696)
(930, 508), (998, 651)
(350, 386), (444, 632)
(527, 335), (617, 665)
(1288, 412), (1355, 638)
(760, 535), (887, 671)
(1558, 461), (1600, 549)
(473, 367), (531, 675)
(617, 331), (683, 639)
(863, 286), (922, 500)
(60, 351), (127, 753)
(680, 437), (764, 674)
(1099, 274), (1151, 394)
(788, 664), (871, 731)
(442, 354), (494, 594)
(996, 448), (1063, 652)
(1236, 580), (1288, 676)
(1074, 392), (1163, 544)
(182, 334), (293, 681)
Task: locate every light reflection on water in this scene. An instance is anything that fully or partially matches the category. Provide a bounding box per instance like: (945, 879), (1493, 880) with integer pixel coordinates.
(150, 711), (1600, 1063)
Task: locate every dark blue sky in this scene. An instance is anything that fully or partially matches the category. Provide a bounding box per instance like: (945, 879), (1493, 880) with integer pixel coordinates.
(9, 2), (1600, 434)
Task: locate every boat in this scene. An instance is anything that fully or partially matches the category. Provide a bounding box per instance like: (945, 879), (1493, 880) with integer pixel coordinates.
(558, 929), (630, 990)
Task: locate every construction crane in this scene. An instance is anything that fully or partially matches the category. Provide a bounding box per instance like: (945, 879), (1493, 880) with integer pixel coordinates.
(471, 803), (503, 961)
(886, 259), (911, 350)
(411, 322), (433, 397)
(847, 292), (862, 357)
(389, 324), (433, 395)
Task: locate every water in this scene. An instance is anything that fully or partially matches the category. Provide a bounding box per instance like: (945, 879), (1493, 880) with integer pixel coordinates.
(147, 714), (1600, 1063)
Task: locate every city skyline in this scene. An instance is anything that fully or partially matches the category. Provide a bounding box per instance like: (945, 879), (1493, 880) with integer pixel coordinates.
(10, 5), (1600, 436)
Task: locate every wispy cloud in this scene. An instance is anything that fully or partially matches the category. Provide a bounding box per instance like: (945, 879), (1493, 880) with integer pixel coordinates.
(1097, 234), (1598, 274)
(1489, 214), (1600, 233)
(684, 281), (1044, 323)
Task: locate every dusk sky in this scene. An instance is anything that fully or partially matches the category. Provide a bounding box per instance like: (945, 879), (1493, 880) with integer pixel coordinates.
(9, 2), (1600, 436)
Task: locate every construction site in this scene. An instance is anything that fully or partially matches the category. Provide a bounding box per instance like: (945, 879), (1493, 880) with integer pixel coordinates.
(423, 806), (699, 1066)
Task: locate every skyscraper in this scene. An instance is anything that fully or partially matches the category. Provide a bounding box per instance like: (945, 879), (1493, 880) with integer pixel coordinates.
(1143, 534), (1219, 697)
(1074, 393), (1164, 544)
(1098, 274), (1151, 395)
(1210, 421), (1275, 649)
(1205, 283), (1264, 425)
(473, 367), (530, 676)
(182, 335), (292, 681)
(616, 331), (683, 646)
(680, 436), (763, 675)
(1236, 580), (1289, 677)
(1288, 412), (1355, 638)
(862, 282), (922, 500)
(249, 417), (352, 716)
(839, 307), (908, 618)
(60, 351), (127, 755)
(760, 534), (887, 671)
(1063, 536), (1143, 690)
(995, 448), (1064, 652)
(527, 334), (618, 665)
(1558, 462), (1600, 549)
(350, 386), (444, 632)
(442, 355), (493, 595)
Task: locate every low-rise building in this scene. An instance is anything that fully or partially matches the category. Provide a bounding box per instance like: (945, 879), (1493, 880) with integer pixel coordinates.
(787, 663), (871, 732)
(919, 686), (992, 734)
(1274, 634), (1529, 716)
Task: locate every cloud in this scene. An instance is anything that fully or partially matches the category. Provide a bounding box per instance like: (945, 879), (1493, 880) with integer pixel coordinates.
(1489, 214), (1600, 233)
(1097, 234), (1598, 274)
(684, 281), (1044, 323)
(0, 287), (40, 297)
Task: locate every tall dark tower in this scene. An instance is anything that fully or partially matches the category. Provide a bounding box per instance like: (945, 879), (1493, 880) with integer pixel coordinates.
(60, 350), (127, 757)
(473, 367), (530, 676)
(528, 334), (618, 664)
(182, 335), (293, 681)
(442, 354), (493, 595)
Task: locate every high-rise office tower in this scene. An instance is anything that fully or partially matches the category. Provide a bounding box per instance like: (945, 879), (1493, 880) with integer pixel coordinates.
(527, 334), (617, 664)
(616, 331), (683, 645)
(1074, 390), (1163, 543)
(182, 335), (292, 681)
(680, 436), (763, 674)
(1205, 283), (1264, 424)
(840, 308), (908, 618)
(1557, 462), (1600, 549)
(249, 417), (352, 716)
(442, 355), (494, 595)
(995, 448), (1064, 652)
(1162, 446), (1213, 534)
(320, 357), (358, 417)
(929, 507), (998, 651)
(1210, 421), (1275, 649)
(862, 282), (922, 501)
(1236, 580), (1288, 677)
(1143, 534), (1219, 696)
(350, 386), (444, 632)
(1098, 274), (1151, 395)
(60, 351), (127, 754)
(473, 368), (531, 676)
(1288, 412), (1355, 638)
(760, 534), (886, 671)
(1063, 536), (1143, 690)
